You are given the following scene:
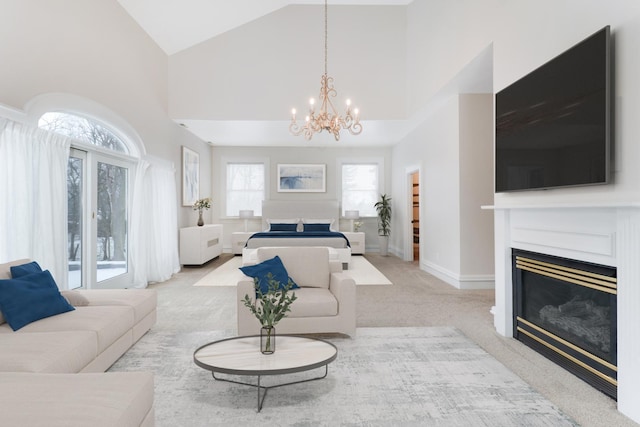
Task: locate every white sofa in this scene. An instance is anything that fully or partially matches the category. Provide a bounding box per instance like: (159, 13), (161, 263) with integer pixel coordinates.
(237, 247), (356, 336)
(0, 259), (156, 427)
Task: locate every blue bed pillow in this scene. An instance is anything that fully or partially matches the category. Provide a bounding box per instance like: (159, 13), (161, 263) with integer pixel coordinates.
(269, 223), (298, 232)
(239, 255), (299, 294)
(0, 270), (75, 331)
(302, 223), (331, 232)
(10, 261), (43, 278)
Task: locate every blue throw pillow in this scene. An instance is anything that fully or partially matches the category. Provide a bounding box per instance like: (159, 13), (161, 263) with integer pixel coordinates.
(269, 223), (298, 232)
(303, 223), (331, 232)
(10, 261), (43, 278)
(239, 255), (299, 294)
(0, 270), (75, 331)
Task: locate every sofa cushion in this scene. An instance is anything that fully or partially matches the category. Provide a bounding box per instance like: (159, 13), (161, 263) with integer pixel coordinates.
(10, 260), (43, 277)
(61, 290), (91, 307)
(0, 258), (31, 326)
(0, 371), (154, 427)
(240, 255), (299, 294)
(257, 247), (331, 289)
(0, 331), (97, 373)
(1, 305), (134, 354)
(0, 258), (31, 279)
(75, 289), (157, 324)
(287, 287), (338, 317)
(0, 271), (75, 331)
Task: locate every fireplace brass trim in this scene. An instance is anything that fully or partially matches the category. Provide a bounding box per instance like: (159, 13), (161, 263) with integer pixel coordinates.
(516, 256), (617, 295)
(518, 317), (617, 372)
(517, 326), (617, 387)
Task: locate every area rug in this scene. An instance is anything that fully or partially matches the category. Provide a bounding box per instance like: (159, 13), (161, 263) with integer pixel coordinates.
(193, 256), (392, 287)
(109, 327), (578, 427)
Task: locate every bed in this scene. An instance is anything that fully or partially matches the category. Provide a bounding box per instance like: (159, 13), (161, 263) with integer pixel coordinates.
(242, 200), (352, 268)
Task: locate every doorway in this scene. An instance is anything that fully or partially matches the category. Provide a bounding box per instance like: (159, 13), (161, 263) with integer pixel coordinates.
(68, 148), (132, 289)
(411, 171), (420, 261)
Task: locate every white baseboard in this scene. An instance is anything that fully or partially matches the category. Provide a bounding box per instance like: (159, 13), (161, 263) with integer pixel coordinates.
(421, 260), (495, 290)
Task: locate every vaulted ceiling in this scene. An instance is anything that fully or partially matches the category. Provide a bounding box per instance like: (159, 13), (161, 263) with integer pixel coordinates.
(117, 0), (413, 55)
(115, 1), (491, 147)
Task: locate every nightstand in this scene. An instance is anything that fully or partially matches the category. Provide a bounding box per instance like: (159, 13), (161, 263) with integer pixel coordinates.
(231, 231), (255, 255)
(342, 232), (365, 254)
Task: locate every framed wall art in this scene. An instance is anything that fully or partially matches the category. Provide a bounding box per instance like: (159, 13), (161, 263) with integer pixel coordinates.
(182, 146), (200, 206)
(277, 163), (326, 193)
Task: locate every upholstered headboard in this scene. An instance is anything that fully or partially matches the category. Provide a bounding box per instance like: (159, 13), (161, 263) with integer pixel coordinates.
(261, 200), (340, 231)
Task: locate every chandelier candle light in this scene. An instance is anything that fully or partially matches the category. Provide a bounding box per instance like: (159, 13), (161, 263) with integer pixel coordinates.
(289, 0), (362, 141)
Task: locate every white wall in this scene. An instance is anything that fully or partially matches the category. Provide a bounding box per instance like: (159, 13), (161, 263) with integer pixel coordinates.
(406, 0), (640, 207)
(210, 145), (392, 251)
(491, 1), (640, 206)
(168, 5), (407, 122)
(392, 93), (494, 289)
(394, 0), (640, 274)
(459, 94), (494, 281)
(401, 1), (640, 420)
(0, 0), (210, 228)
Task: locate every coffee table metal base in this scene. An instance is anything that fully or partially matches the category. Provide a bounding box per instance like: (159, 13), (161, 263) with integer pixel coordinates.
(193, 335), (338, 412)
(211, 365), (329, 412)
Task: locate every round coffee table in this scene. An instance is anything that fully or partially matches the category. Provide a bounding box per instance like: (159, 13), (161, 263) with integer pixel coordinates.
(193, 335), (337, 412)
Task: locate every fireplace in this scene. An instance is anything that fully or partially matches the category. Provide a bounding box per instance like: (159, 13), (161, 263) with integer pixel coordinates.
(512, 249), (617, 399)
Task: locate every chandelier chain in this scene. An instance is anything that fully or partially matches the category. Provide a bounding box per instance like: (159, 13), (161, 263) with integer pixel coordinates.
(324, 0), (328, 76)
(289, 0), (362, 141)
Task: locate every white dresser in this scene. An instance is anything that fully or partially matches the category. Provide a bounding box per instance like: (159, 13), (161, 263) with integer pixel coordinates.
(179, 224), (223, 265)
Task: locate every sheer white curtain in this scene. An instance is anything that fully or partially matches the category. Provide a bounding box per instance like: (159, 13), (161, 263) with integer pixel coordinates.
(130, 157), (179, 287)
(0, 118), (71, 287)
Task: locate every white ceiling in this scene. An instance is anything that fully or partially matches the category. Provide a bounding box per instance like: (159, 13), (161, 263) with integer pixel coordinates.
(117, 0), (414, 55)
(116, 0), (491, 147)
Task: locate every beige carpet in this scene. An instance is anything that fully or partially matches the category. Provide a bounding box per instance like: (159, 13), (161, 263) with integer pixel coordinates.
(110, 327), (578, 426)
(193, 255), (392, 287)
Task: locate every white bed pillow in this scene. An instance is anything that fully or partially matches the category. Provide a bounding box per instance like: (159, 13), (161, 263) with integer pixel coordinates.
(302, 218), (336, 231)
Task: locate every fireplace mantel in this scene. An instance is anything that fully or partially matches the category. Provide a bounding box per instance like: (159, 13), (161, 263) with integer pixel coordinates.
(490, 202), (640, 422)
(483, 201), (640, 210)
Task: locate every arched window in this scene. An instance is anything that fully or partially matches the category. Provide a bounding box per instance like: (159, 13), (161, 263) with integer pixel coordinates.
(39, 112), (129, 153)
(38, 111), (136, 290)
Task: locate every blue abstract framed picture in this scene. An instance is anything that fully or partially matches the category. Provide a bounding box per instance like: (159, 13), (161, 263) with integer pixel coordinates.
(277, 164), (326, 192)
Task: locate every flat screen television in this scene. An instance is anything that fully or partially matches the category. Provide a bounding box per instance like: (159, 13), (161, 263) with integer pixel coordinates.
(495, 26), (611, 193)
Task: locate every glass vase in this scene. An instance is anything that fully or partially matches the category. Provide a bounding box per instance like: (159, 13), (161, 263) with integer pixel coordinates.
(260, 326), (275, 354)
(197, 210), (204, 226)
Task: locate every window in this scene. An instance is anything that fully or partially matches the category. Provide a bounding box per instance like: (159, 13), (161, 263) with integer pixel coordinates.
(342, 163), (379, 217)
(39, 112), (133, 289)
(226, 163), (265, 217)
(39, 112), (128, 153)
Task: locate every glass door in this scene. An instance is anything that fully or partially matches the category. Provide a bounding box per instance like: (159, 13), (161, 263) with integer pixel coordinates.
(67, 151), (132, 289)
(67, 149), (85, 289)
(92, 154), (131, 288)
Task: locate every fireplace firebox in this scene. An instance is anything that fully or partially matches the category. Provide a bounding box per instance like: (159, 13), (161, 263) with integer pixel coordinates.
(512, 249), (617, 399)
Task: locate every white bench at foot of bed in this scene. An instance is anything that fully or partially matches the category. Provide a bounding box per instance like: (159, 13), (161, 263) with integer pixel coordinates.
(242, 246), (351, 269)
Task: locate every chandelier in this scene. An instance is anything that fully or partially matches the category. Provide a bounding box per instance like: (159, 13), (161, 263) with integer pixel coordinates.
(289, 0), (362, 141)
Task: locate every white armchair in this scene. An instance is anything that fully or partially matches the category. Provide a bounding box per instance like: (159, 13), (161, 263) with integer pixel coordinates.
(237, 247), (356, 336)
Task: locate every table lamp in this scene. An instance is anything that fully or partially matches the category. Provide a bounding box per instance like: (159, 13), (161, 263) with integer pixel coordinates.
(344, 210), (359, 232)
(239, 210), (254, 232)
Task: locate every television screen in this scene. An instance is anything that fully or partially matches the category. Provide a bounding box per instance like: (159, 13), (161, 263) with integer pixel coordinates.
(495, 26), (611, 192)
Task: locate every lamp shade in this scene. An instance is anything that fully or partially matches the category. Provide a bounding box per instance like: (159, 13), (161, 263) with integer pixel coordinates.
(239, 210), (254, 219)
(344, 210), (359, 219)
